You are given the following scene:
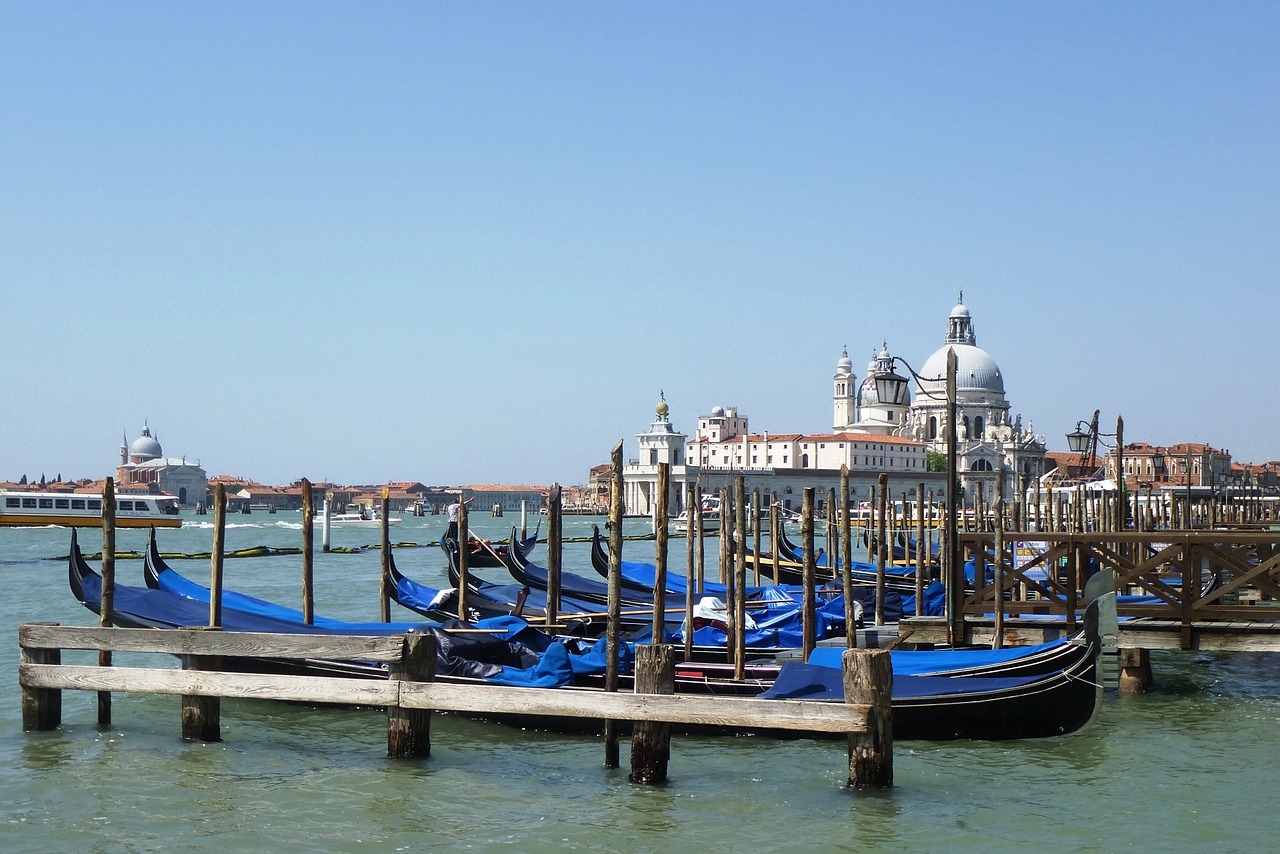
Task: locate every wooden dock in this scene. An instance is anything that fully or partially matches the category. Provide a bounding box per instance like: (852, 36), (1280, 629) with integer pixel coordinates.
(18, 623), (894, 789)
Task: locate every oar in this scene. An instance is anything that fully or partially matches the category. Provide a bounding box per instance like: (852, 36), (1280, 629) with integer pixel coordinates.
(468, 528), (506, 565)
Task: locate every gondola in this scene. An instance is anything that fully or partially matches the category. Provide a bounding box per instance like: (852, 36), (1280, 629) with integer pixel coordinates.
(70, 529), (603, 686)
(753, 525), (925, 591)
(590, 524), (945, 621)
(499, 526), (690, 612)
(69, 530), (1104, 740)
(588, 524), (801, 603)
(144, 528), (456, 625)
(449, 524), (540, 568)
(438, 534), (646, 632)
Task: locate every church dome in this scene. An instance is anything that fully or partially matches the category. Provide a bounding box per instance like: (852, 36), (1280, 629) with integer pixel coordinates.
(916, 298), (1004, 395)
(836, 349), (853, 374)
(918, 343), (1005, 394)
(129, 424), (162, 460)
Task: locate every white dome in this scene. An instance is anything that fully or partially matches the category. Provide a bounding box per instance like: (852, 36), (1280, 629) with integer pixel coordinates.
(918, 343), (1004, 394)
(129, 425), (162, 459)
(711, 405), (726, 417)
(836, 349), (853, 373)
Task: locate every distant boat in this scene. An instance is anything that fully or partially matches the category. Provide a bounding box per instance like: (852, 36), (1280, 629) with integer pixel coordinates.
(314, 508), (401, 527)
(0, 490), (182, 528)
(674, 494), (721, 533)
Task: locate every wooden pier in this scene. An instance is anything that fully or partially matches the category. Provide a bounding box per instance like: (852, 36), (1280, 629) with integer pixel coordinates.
(18, 623), (894, 789)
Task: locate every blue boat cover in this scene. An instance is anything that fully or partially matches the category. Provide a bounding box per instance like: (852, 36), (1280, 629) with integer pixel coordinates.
(759, 661), (1050, 701)
(807, 635), (1071, 675)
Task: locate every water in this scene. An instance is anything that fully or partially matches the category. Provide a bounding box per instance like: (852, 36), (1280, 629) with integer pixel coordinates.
(3, 512), (1279, 852)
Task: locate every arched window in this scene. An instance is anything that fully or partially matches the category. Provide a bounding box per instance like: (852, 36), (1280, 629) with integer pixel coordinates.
(974, 416), (984, 438)
(963, 416), (971, 438)
(802, 453), (810, 468)
(927, 416), (937, 440)
(972, 459), (993, 472)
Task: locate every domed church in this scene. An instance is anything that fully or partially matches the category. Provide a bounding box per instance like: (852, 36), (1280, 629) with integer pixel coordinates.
(834, 295), (1047, 500)
(116, 422), (208, 507)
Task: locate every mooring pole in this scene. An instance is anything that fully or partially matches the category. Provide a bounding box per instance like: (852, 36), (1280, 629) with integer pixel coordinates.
(840, 466), (855, 648)
(604, 439), (624, 768)
(380, 486), (391, 623)
(301, 479), (314, 621)
(845, 647), (893, 788)
(388, 631), (436, 758)
(876, 472), (888, 627)
(629, 643), (675, 785)
(802, 487), (817, 659)
(945, 347), (963, 645)
(652, 463), (670, 641)
(547, 483), (562, 629)
(181, 626), (221, 742)
(684, 481), (696, 663)
(457, 496), (470, 621)
(210, 483), (226, 628)
(98, 477), (115, 726)
(733, 475), (747, 680)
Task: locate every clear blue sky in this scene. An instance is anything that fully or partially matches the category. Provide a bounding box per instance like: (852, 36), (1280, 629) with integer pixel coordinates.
(4, 2), (1277, 486)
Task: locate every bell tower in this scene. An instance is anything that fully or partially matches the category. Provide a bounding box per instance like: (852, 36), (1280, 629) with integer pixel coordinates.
(832, 348), (857, 430)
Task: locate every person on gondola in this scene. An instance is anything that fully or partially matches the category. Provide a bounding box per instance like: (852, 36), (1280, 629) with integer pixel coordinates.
(445, 496), (473, 543)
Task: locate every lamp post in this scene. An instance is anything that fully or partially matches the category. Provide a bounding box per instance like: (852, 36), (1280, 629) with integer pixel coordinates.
(871, 347), (961, 642)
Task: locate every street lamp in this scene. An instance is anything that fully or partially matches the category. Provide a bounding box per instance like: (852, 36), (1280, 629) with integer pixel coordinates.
(1065, 425), (1091, 455)
(873, 347), (963, 642)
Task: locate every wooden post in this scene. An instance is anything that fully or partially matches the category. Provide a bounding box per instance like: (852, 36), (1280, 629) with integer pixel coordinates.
(844, 648), (893, 788)
(210, 483), (226, 628)
(718, 486), (730, 586)
(548, 483), (562, 629)
(684, 481), (696, 662)
(20, 622), (61, 731)
(98, 477), (115, 725)
(733, 475), (747, 679)
(944, 347), (962, 645)
(916, 483), (926, 614)
(380, 486), (392, 622)
(322, 493), (332, 553)
(770, 490), (781, 587)
(301, 480), (315, 613)
(876, 473), (888, 627)
(801, 487), (817, 659)
(721, 483), (736, 665)
(605, 439), (624, 768)
(652, 464), (670, 642)
(457, 497), (470, 621)
(993, 472), (1005, 649)
(695, 482), (706, 596)
(866, 484), (876, 563)
(1118, 647), (1152, 694)
(181, 627), (221, 742)
(629, 644), (675, 785)
(840, 466), (855, 648)
(388, 632), (436, 757)
(751, 489), (762, 588)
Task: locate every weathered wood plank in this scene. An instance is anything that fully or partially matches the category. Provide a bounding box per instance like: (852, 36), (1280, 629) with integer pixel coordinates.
(398, 681), (872, 731)
(20, 663), (398, 706)
(19, 663), (873, 733)
(19, 625), (406, 661)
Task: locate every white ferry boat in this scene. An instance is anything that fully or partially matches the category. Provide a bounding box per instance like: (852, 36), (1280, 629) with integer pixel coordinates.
(674, 494), (721, 533)
(0, 490), (183, 528)
(313, 507), (401, 527)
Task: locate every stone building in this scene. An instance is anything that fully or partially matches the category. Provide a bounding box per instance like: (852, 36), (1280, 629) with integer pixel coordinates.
(116, 423), (208, 507)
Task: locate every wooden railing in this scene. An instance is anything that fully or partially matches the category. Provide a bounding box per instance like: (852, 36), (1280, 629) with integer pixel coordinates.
(955, 530), (1280, 644)
(18, 624), (893, 787)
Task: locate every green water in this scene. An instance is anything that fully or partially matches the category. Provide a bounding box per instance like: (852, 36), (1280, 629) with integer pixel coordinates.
(2, 513), (1278, 852)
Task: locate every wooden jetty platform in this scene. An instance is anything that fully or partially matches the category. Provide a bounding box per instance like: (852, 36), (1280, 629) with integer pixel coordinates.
(18, 623), (893, 788)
